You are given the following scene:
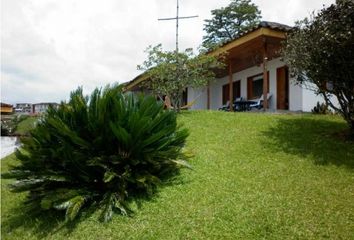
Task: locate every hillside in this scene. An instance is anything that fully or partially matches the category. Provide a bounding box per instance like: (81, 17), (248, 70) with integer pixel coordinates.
(1, 111), (354, 239)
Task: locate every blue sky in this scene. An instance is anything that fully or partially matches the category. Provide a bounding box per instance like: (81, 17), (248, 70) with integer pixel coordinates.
(1, 0), (335, 104)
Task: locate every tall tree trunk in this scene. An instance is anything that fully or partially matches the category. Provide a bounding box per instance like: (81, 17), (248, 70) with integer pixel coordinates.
(170, 95), (179, 113)
(170, 92), (182, 113)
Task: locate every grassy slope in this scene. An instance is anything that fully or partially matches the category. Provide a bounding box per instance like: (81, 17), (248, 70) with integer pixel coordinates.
(14, 117), (37, 135)
(1, 112), (354, 240)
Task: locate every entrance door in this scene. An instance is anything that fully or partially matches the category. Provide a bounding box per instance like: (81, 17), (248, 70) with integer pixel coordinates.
(276, 66), (289, 110)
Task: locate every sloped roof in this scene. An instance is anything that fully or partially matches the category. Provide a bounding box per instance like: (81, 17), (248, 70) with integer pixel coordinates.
(232, 21), (292, 40)
(33, 102), (59, 106)
(256, 21), (292, 32)
(213, 21), (292, 51)
(1, 102), (13, 108)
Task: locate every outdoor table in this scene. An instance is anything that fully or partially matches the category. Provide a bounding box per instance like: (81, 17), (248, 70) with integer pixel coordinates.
(233, 100), (256, 111)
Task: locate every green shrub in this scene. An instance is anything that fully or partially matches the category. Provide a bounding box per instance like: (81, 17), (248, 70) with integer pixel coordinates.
(1, 122), (10, 136)
(2, 85), (189, 222)
(1, 115), (31, 136)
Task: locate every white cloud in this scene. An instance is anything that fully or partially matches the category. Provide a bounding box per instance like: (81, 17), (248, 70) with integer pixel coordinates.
(253, 0), (335, 25)
(1, 0), (335, 104)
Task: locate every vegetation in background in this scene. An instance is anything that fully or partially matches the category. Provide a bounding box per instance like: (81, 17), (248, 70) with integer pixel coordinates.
(2, 111), (354, 239)
(1, 121), (10, 136)
(2, 85), (189, 223)
(202, 0), (261, 50)
(282, 0), (354, 135)
(138, 44), (224, 112)
(311, 102), (331, 115)
(0, 115), (31, 136)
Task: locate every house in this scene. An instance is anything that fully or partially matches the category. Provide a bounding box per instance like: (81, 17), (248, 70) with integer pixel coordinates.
(33, 102), (59, 114)
(1, 102), (13, 115)
(14, 103), (32, 114)
(125, 21), (330, 112)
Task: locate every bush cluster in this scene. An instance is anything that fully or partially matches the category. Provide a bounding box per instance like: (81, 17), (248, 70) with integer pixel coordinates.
(312, 102), (331, 115)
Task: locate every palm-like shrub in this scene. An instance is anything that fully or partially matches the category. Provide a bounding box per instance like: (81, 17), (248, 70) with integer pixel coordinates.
(2, 85), (189, 222)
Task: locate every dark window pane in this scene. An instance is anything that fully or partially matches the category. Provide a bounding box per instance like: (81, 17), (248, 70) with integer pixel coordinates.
(253, 79), (263, 98)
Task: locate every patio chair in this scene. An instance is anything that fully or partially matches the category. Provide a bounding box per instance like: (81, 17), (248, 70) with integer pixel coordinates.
(218, 101), (230, 111)
(234, 97), (243, 103)
(249, 93), (272, 109)
(233, 97), (243, 111)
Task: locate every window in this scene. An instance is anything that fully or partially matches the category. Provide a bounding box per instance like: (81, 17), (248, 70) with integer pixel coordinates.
(252, 75), (263, 98)
(247, 72), (269, 99)
(222, 81), (241, 105)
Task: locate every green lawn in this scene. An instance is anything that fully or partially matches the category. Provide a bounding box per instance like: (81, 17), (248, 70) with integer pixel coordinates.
(1, 111), (354, 239)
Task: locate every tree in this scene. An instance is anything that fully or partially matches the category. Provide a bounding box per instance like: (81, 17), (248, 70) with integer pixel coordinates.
(282, 0), (354, 136)
(202, 0), (261, 49)
(138, 45), (224, 112)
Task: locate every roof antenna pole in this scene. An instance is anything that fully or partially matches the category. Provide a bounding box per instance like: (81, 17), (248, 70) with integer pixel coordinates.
(158, 0), (198, 108)
(158, 0), (198, 53)
(176, 0), (179, 53)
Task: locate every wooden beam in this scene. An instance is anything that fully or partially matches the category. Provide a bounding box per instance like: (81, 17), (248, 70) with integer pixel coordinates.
(262, 38), (268, 110)
(260, 28), (287, 39)
(123, 74), (149, 92)
(229, 61), (233, 112)
(210, 28), (286, 57)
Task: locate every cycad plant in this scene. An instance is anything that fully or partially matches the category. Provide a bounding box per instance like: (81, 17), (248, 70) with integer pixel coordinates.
(2, 85), (189, 222)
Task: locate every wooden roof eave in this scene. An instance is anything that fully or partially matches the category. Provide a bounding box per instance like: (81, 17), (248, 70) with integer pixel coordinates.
(123, 73), (149, 92)
(208, 28), (287, 58)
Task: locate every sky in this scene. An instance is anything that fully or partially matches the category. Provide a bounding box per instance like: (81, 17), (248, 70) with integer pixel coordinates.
(1, 0), (335, 104)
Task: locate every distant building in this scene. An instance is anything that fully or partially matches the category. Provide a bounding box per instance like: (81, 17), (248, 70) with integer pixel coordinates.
(33, 102), (59, 114)
(0, 102), (13, 114)
(14, 103), (32, 114)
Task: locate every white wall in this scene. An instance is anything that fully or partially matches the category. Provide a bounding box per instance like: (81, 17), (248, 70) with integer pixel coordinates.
(301, 82), (339, 112)
(289, 77), (303, 111)
(188, 86), (207, 110)
(302, 85), (321, 112)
